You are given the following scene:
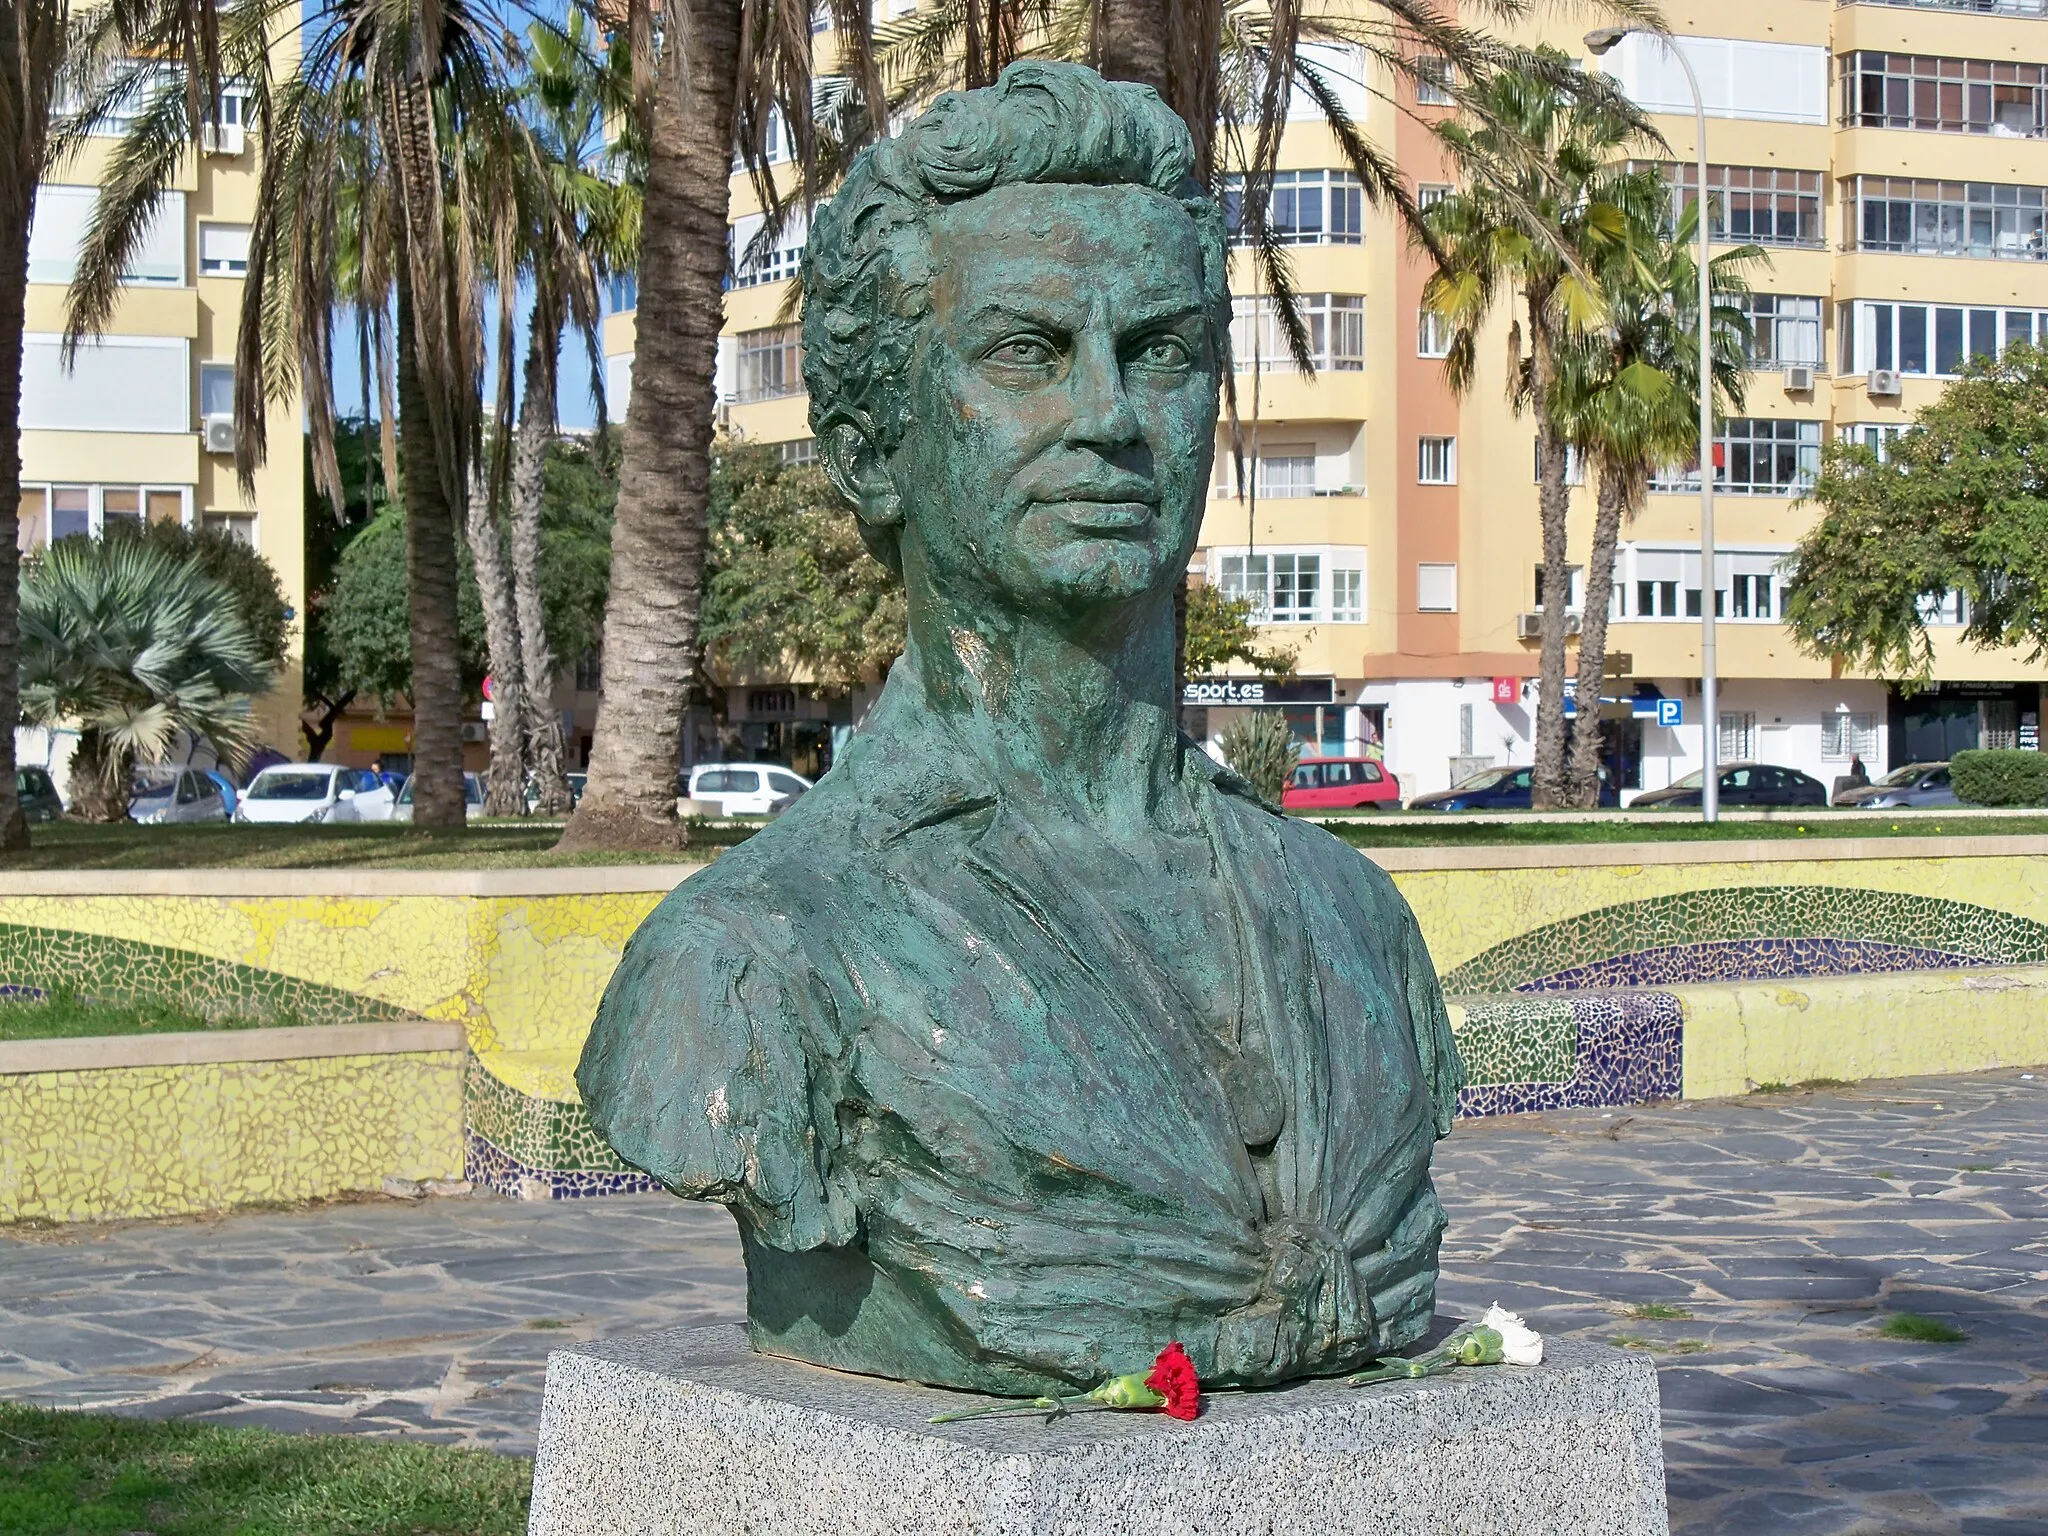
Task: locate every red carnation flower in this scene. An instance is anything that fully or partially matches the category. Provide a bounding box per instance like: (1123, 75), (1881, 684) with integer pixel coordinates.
(1145, 1341), (1201, 1421)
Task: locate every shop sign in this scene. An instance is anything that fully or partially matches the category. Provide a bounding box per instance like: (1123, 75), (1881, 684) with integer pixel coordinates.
(1181, 676), (1337, 706)
(1490, 676), (1518, 705)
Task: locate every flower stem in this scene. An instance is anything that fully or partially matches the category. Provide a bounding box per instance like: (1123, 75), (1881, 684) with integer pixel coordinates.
(928, 1392), (1093, 1425)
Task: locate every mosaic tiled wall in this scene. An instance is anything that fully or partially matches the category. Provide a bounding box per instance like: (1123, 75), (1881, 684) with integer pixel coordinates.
(5, 851), (2046, 1204)
(0, 1050), (465, 1223)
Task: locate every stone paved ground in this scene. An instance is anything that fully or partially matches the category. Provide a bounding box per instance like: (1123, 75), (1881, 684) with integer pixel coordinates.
(3, 1068), (2044, 1535)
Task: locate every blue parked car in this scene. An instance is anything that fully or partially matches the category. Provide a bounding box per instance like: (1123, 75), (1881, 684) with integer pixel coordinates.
(1408, 764), (1620, 812)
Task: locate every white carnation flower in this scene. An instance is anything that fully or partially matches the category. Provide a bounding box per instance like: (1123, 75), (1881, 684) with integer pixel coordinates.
(1480, 1304), (1544, 1366)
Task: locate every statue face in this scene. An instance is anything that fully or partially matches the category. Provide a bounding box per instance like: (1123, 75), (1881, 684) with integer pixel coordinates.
(890, 181), (1219, 617)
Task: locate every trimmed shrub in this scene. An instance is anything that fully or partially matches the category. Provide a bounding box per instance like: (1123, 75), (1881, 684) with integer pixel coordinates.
(1950, 748), (2048, 807)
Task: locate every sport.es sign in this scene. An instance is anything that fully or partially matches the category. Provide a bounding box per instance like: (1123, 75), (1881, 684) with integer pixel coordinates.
(1181, 676), (1337, 707)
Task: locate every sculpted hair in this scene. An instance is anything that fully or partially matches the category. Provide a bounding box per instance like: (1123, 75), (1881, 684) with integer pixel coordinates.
(801, 61), (1230, 569)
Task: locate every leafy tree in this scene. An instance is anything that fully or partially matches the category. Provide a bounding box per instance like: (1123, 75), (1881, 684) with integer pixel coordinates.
(19, 537), (272, 821)
(120, 521), (294, 674)
(703, 445), (905, 693)
(1783, 343), (2048, 678)
(1182, 585), (1297, 677)
(300, 417), (386, 759)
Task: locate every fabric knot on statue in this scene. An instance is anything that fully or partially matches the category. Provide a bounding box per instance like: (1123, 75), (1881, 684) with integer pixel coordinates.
(576, 61), (1465, 1398)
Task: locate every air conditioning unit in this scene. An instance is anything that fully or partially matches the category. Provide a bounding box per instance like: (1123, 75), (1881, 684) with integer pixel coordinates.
(1565, 610), (1585, 637)
(1783, 364), (1816, 393)
(202, 415), (236, 455)
(1516, 611), (1542, 640)
(200, 122), (245, 157)
(461, 722), (489, 743)
(1869, 369), (1904, 398)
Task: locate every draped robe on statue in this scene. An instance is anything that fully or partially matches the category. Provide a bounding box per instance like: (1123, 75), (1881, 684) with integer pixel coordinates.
(578, 659), (1465, 1395)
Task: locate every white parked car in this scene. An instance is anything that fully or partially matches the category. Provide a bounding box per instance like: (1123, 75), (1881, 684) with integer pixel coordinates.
(236, 763), (396, 825)
(685, 763), (812, 817)
(129, 766), (229, 825)
(391, 771), (487, 822)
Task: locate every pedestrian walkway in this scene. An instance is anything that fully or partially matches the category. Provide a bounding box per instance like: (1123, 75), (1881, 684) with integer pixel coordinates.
(3, 1070), (2043, 1535)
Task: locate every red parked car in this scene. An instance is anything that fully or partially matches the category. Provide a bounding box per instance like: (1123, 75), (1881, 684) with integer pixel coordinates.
(1282, 756), (1402, 812)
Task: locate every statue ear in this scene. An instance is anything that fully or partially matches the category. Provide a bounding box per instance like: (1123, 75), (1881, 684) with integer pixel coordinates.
(821, 418), (901, 532)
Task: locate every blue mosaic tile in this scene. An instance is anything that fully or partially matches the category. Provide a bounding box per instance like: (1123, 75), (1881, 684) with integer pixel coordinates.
(1527, 937), (1975, 993)
(1454, 990), (1683, 1119)
(464, 1130), (662, 1201)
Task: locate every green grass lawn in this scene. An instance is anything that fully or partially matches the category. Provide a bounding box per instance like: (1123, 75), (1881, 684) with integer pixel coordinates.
(0, 991), (285, 1043)
(3, 809), (2046, 870)
(0, 1402), (529, 1536)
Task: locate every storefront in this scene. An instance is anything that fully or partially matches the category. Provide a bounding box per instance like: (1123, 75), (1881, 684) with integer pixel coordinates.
(1888, 682), (2044, 767)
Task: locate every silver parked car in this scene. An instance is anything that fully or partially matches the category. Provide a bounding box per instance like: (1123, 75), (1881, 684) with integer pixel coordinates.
(1833, 762), (1959, 809)
(130, 766), (230, 825)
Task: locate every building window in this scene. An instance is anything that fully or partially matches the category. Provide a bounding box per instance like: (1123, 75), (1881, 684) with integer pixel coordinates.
(1247, 451), (1315, 499)
(201, 511), (255, 546)
(1416, 562), (1458, 612)
(1416, 308), (1452, 358)
(21, 334), (189, 432)
(18, 482), (191, 547)
(1417, 436), (1456, 484)
(735, 325), (803, 402)
(1415, 56), (1454, 105)
(1840, 299), (2045, 377)
(1842, 422), (1908, 461)
(730, 208), (808, 288)
(1719, 711), (1756, 761)
(1821, 710), (1880, 760)
(1651, 418), (1821, 496)
(607, 270), (638, 313)
(1221, 170), (1364, 246)
(198, 222), (250, 276)
(1213, 545), (1365, 624)
(777, 436), (819, 466)
(1655, 163), (1823, 248)
(1842, 51), (2046, 138)
(1417, 182), (1452, 208)
(1624, 545), (1791, 620)
(1738, 294), (1824, 368)
(1228, 294), (1366, 373)
(199, 363), (235, 422)
(574, 650), (603, 691)
(1848, 175), (2048, 259)
(29, 185), (185, 285)
(1918, 589), (1970, 625)
(1850, 0), (2047, 15)
(1601, 34), (1826, 125)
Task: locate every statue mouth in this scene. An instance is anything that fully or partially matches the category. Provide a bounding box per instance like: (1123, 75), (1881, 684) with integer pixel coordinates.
(1048, 498), (1156, 532)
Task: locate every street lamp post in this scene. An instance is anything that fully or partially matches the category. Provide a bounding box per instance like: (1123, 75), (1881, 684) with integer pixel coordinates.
(1585, 27), (1718, 823)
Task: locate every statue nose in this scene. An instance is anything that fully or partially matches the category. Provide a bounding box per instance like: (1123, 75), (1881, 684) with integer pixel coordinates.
(1062, 337), (1141, 451)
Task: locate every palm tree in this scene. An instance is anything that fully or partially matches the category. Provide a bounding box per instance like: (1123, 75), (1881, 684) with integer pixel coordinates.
(507, 14), (637, 815)
(1551, 193), (1758, 807)
(0, 0), (72, 853)
(558, 0), (875, 850)
(1420, 53), (1647, 809)
(65, 0), (538, 829)
(19, 535), (272, 820)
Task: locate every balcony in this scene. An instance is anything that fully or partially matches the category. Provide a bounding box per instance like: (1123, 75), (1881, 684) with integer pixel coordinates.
(1840, 0), (2048, 17)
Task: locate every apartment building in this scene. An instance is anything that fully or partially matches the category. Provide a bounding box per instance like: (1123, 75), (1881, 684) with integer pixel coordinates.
(19, 75), (306, 758)
(602, 0), (2048, 795)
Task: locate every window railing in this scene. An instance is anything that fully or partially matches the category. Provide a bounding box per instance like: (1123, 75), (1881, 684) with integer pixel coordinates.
(1839, 0), (2048, 17)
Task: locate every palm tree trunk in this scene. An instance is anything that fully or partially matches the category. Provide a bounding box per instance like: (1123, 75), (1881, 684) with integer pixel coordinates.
(0, 180), (30, 851)
(559, 0), (743, 851)
(1567, 460), (1632, 808)
(464, 462), (530, 816)
(392, 270), (469, 830)
(0, 2), (56, 855)
(1529, 308), (1573, 811)
(513, 292), (570, 815)
(1092, 0), (1169, 93)
(68, 728), (129, 823)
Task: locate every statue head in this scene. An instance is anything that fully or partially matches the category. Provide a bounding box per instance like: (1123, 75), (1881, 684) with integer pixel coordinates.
(803, 63), (1227, 627)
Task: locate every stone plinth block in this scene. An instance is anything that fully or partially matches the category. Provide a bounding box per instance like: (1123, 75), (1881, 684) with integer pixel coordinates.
(528, 1324), (1668, 1535)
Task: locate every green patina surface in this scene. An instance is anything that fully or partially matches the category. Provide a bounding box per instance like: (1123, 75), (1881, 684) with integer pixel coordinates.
(0, 922), (417, 1024)
(577, 64), (1463, 1397)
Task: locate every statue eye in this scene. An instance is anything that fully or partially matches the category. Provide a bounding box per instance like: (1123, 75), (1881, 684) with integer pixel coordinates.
(1133, 335), (1193, 370)
(987, 336), (1058, 367)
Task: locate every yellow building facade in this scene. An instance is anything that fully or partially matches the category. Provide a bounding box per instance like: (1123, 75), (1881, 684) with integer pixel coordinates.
(602, 0), (2048, 797)
(19, 78), (307, 758)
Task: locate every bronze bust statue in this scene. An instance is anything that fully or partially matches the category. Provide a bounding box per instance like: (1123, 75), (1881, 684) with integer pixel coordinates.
(578, 61), (1465, 1396)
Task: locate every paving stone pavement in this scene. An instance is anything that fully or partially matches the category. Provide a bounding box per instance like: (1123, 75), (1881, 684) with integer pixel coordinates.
(3, 1068), (2044, 1535)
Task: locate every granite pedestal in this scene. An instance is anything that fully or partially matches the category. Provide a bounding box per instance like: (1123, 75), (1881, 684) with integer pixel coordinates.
(527, 1324), (1668, 1535)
